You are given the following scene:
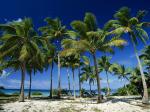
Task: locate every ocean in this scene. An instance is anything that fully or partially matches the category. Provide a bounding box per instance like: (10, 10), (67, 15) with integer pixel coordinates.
(0, 89), (117, 97)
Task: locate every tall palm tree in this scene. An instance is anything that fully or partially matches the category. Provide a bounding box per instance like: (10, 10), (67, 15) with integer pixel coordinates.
(39, 17), (67, 98)
(106, 7), (150, 103)
(60, 57), (71, 94)
(61, 39), (84, 97)
(60, 55), (79, 99)
(26, 52), (45, 99)
(0, 18), (41, 102)
(62, 13), (126, 103)
(98, 56), (113, 96)
(39, 36), (56, 98)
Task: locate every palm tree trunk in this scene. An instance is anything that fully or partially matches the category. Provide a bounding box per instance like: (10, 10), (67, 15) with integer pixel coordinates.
(106, 71), (110, 96)
(92, 53), (101, 103)
(67, 67), (71, 94)
(50, 60), (54, 98)
(78, 65), (81, 97)
(28, 72), (32, 99)
(57, 53), (61, 98)
(19, 67), (23, 94)
(131, 37), (149, 104)
(72, 68), (76, 99)
(19, 62), (26, 102)
(89, 82), (92, 94)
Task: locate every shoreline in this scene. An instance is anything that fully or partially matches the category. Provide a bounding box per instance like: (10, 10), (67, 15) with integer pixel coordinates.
(1, 96), (150, 112)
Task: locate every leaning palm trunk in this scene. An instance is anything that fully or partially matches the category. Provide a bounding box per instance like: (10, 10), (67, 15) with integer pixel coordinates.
(131, 37), (149, 104)
(50, 61), (54, 98)
(106, 71), (110, 96)
(72, 68), (76, 99)
(19, 63), (26, 102)
(28, 72), (32, 99)
(92, 53), (101, 103)
(78, 65), (81, 97)
(57, 53), (61, 98)
(67, 67), (71, 95)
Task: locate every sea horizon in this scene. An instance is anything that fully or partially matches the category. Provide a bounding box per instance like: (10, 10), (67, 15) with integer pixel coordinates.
(0, 88), (117, 97)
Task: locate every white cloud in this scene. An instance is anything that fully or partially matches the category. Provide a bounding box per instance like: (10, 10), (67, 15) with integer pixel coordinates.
(15, 18), (22, 22)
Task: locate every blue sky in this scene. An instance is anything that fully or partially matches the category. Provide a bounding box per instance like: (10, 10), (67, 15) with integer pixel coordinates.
(0, 0), (150, 90)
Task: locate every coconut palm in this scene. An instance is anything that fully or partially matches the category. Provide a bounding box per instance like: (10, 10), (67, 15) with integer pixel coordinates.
(61, 39), (84, 97)
(26, 52), (45, 99)
(140, 45), (150, 73)
(0, 18), (42, 102)
(80, 65), (96, 93)
(60, 57), (71, 94)
(39, 37), (56, 98)
(80, 56), (96, 93)
(106, 7), (150, 103)
(61, 55), (79, 99)
(62, 13), (126, 103)
(39, 17), (68, 98)
(71, 58), (80, 99)
(130, 67), (150, 96)
(111, 64), (131, 95)
(98, 56), (113, 96)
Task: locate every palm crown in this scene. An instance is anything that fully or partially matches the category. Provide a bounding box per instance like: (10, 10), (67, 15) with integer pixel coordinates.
(106, 7), (149, 44)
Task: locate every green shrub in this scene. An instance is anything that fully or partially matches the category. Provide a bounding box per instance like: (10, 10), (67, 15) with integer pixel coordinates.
(113, 87), (127, 96)
(81, 88), (85, 97)
(61, 89), (69, 95)
(0, 90), (6, 96)
(113, 84), (139, 96)
(52, 89), (69, 96)
(12, 92), (19, 96)
(52, 89), (58, 96)
(101, 87), (111, 95)
(32, 92), (42, 96)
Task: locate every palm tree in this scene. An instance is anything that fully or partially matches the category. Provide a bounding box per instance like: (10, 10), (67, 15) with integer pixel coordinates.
(106, 7), (150, 103)
(98, 56), (113, 96)
(130, 67), (150, 96)
(26, 52), (45, 99)
(80, 56), (96, 93)
(80, 65), (96, 93)
(0, 18), (41, 102)
(39, 36), (56, 98)
(140, 45), (150, 73)
(60, 57), (71, 94)
(62, 13), (126, 103)
(39, 17), (67, 98)
(111, 64), (131, 95)
(60, 55), (79, 99)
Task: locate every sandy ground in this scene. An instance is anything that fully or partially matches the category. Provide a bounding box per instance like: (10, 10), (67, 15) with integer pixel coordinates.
(1, 96), (150, 112)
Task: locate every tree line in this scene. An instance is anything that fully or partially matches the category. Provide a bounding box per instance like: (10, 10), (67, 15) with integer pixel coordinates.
(0, 7), (150, 104)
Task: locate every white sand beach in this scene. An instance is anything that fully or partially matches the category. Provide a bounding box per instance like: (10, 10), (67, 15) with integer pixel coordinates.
(1, 96), (150, 112)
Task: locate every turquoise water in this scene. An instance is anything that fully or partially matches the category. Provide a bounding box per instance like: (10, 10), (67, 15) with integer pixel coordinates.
(0, 89), (117, 96)
(0, 89), (80, 96)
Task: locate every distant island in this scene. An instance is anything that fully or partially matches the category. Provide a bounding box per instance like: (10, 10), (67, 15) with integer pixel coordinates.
(0, 86), (5, 89)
